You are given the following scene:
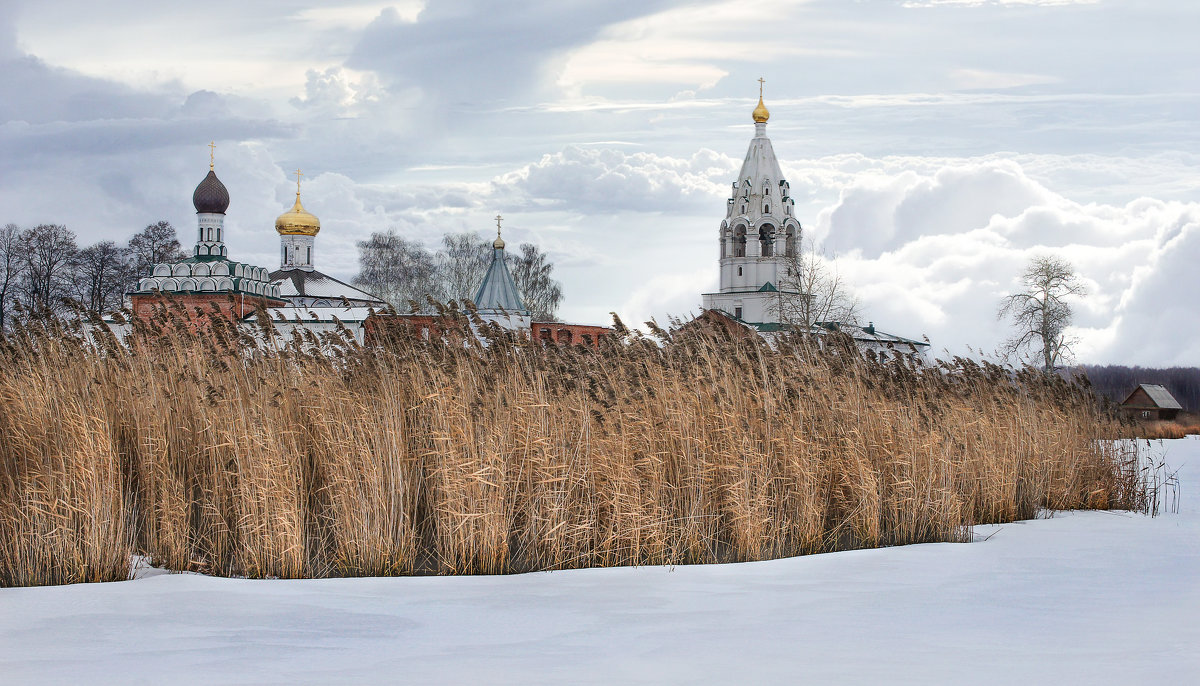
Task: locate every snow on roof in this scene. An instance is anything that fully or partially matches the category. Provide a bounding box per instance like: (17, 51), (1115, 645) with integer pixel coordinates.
(245, 306), (378, 323)
(269, 269), (385, 304)
(1134, 384), (1183, 410)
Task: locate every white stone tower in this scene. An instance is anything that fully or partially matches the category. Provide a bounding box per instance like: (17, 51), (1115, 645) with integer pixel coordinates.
(701, 80), (803, 326)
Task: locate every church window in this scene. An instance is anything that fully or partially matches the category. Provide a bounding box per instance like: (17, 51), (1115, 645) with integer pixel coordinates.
(764, 204), (770, 214)
(735, 307), (743, 319)
(733, 226), (747, 258)
(306, 246), (312, 264)
(738, 266), (742, 276)
(785, 226), (796, 257)
(207, 227), (213, 241)
(217, 227), (222, 242)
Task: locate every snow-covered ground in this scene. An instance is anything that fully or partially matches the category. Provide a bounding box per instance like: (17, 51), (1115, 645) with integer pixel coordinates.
(2, 438), (1197, 685)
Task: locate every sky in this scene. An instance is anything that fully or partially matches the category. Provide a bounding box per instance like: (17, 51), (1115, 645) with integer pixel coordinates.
(2, 0), (1198, 365)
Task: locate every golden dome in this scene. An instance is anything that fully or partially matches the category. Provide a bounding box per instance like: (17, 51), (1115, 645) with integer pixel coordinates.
(493, 235), (505, 249)
(275, 193), (320, 236)
(752, 94), (770, 124)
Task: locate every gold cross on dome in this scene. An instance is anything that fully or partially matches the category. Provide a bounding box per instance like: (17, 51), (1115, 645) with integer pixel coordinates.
(758, 77), (765, 97)
(294, 168), (304, 195)
(208, 141), (216, 170)
(495, 214), (503, 237)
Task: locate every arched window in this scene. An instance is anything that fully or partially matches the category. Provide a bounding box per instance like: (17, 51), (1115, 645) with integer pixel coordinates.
(759, 224), (775, 258)
(733, 226), (747, 258)
(785, 226), (797, 257)
(306, 246), (312, 265)
(720, 230), (727, 259)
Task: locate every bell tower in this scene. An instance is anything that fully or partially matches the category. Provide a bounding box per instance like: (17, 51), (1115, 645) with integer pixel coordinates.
(702, 80), (803, 326)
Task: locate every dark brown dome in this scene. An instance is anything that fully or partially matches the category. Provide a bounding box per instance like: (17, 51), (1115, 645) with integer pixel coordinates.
(192, 170), (230, 214)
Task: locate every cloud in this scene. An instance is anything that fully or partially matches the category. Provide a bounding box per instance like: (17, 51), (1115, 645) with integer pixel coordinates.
(808, 157), (1200, 364)
(490, 146), (736, 213)
(346, 0), (680, 107)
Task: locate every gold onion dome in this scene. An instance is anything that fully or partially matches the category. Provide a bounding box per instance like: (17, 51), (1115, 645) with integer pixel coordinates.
(493, 235), (505, 249)
(752, 94), (770, 124)
(275, 193), (320, 236)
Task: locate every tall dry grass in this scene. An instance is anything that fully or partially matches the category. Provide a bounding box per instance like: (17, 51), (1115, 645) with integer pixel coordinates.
(0, 303), (1145, 587)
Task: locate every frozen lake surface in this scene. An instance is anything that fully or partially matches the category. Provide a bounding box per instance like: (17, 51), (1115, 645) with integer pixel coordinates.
(2, 438), (1197, 685)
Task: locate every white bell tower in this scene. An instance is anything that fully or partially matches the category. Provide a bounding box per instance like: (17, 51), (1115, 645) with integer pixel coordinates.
(702, 80), (803, 326)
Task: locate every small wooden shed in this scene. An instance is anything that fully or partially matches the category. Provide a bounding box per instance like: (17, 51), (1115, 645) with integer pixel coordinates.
(1120, 384), (1183, 421)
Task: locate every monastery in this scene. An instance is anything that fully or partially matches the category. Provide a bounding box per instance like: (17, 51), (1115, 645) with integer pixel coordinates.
(128, 86), (926, 355)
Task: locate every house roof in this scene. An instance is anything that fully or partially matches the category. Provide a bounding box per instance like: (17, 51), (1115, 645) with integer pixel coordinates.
(1123, 384), (1183, 410)
(269, 268), (385, 305)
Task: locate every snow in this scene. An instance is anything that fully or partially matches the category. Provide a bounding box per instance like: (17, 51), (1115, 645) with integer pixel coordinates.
(2, 438), (1197, 685)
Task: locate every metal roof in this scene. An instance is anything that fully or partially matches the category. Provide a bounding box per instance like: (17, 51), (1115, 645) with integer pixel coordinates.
(269, 268), (385, 305)
(1128, 384), (1183, 410)
(474, 246), (527, 313)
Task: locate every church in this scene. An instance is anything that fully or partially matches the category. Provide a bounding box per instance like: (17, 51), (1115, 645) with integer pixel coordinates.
(127, 85), (925, 354)
(699, 85), (928, 356)
(128, 153), (609, 346)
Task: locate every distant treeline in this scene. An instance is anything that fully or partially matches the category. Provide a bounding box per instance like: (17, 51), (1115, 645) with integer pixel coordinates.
(1079, 365), (1200, 412)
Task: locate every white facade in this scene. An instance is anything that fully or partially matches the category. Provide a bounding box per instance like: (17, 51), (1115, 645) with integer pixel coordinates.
(195, 213), (228, 259)
(279, 234), (315, 271)
(701, 116), (803, 325)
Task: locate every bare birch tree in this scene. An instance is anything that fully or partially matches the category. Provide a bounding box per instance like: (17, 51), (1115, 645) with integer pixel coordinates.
(998, 255), (1087, 372)
(766, 236), (859, 332)
(509, 242), (563, 321)
(354, 229), (445, 311)
(437, 231), (491, 303)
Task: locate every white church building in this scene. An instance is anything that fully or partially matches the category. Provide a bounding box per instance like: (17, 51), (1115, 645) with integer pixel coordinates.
(701, 86), (928, 356)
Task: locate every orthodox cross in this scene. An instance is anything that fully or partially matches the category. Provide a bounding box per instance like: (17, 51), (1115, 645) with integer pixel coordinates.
(208, 141), (216, 170)
(295, 168), (304, 195)
(758, 77), (765, 97)
(495, 214), (503, 238)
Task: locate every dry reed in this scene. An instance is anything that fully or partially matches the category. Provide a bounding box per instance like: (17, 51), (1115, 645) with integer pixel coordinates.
(0, 304), (1146, 587)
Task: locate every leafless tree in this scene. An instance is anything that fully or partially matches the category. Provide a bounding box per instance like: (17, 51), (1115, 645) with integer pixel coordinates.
(75, 240), (133, 314)
(437, 231), (491, 303)
(998, 255), (1087, 372)
(508, 242), (563, 321)
(18, 223), (79, 316)
(0, 224), (26, 330)
(128, 220), (186, 276)
(766, 235), (860, 332)
(354, 229), (445, 311)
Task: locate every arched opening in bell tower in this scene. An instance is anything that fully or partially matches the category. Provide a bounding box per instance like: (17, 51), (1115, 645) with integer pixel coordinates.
(759, 224), (775, 257)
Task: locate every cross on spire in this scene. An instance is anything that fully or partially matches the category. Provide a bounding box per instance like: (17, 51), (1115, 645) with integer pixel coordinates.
(758, 77), (765, 98)
(294, 168), (304, 196)
(208, 141), (216, 170)
(495, 214), (503, 238)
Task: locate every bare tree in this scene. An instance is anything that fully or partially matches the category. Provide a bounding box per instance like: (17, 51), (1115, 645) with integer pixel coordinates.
(18, 223), (79, 315)
(998, 255), (1087, 372)
(508, 242), (563, 321)
(128, 220), (186, 275)
(75, 240), (133, 314)
(0, 224), (26, 329)
(437, 231), (491, 303)
(354, 229), (445, 310)
(767, 235), (860, 331)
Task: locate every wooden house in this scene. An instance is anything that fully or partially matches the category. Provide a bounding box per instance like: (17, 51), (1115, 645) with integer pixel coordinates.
(1120, 384), (1183, 421)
